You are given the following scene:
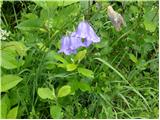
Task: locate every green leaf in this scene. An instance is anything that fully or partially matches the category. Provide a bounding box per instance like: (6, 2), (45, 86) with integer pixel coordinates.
(0, 94), (10, 119)
(74, 50), (87, 63)
(143, 20), (157, 32)
(66, 64), (77, 71)
(16, 18), (42, 31)
(2, 41), (27, 56)
(7, 106), (18, 119)
(1, 50), (20, 69)
(78, 82), (91, 92)
(143, 7), (158, 32)
(32, 0), (49, 9)
(1, 41), (27, 69)
(80, 0), (89, 10)
(57, 0), (79, 6)
(78, 68), (94, 78)
(38, 87), (55, 100)
(129, 53), (138, 64)
(1, 75), (23, 92)
(58, 85), (71, 97)
(54, 54), (68, 64)
(50, 105), (63, 119)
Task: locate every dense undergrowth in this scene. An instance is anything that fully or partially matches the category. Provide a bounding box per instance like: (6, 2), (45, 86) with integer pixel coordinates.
(0, 0), (159, 119)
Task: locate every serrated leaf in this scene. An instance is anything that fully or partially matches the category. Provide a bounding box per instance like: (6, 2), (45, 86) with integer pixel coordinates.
(129, 53), (138, 64)
(50, 105), (63, 119)
(0, 94), (10, 119)
(78, 68), (94, 78)
(58, 85), (71, 97)
(7, 106), (18, 119)
(1, 75), (23, 92)
(38, 88), (55, 100)
(66, 64), (77, 71)
(74, 50), (87, 63)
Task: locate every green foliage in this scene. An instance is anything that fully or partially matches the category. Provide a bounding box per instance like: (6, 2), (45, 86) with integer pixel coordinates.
(1, 0), (158, 119)
(38, 87), (55, 100)
(50, 105), (63, 119)
(1, 41), (27, 69)
(58, 85), (71, 98)
(7, 106), (19, 119)
(1, 75), (23, 92)
(0, 94), (10, 118)
(78, 67), (94, 78)
(74, 49), (87, 63)
(66, 64), (77, 71)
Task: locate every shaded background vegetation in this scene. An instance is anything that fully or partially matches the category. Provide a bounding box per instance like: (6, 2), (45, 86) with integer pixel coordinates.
(1, 0), (158, 119)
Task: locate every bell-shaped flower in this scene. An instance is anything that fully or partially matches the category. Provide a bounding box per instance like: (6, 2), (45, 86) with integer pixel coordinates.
(58, 33), (84, 55)
(73, 21), (100, 46)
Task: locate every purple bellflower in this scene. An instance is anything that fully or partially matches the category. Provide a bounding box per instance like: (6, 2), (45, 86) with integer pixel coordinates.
(73, 21), (100, 47)
(59, 21), (100, 55)
(58, 32), (84, 55)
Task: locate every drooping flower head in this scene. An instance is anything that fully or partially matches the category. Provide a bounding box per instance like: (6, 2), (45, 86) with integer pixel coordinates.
(72, 21), (100, 47)
(107, 5), (126, 31)
(58, 33), (84, 55)
(58, 21), (100, 55)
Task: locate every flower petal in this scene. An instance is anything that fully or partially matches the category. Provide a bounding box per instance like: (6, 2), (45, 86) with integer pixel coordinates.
(74, 21), (100, 43)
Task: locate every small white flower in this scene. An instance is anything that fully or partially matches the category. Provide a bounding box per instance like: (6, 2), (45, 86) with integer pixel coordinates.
(0, 28), (10, 40)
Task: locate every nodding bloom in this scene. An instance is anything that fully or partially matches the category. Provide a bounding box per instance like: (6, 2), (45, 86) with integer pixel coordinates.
(58, 33), (84, 55)
(59, 21), (100, 55)
(107, 5), (126, 31)
(72, 21), (100, 47)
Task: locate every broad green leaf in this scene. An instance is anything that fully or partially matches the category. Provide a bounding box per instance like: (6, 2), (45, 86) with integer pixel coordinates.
(74, 50), (87, 63)
(54, 54), (68, 64)
(57, 63), (66, 68)
(80, 0), (89, 10)
(0, 0), (3, 9)
(1, 75), (23, 92)
(143, 7), (158, 32)
(1, 41), (26, 69)
(1, 50), (20, 69)
(129, 53), (138, 64)
(50, 105), (63, 119)
(16, 18), (42, 31)
(45, 61), (56, 70)
(0, 94), (10, 119)
(32, 0), (49, 9)
(129, 5), (138, 15)
(2, 41), (27, 56)
(78, 82), (91, 92)
(38, 87), (55, 100)
(58, 85), (71, 97)
(78, 68), (94, 78)
(143, 20), (157, 32)
(33, 0), (78, 8)
(66, 64), (77, 71)
(7, 106), (18, 119)
(57, 0), (79, 6)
